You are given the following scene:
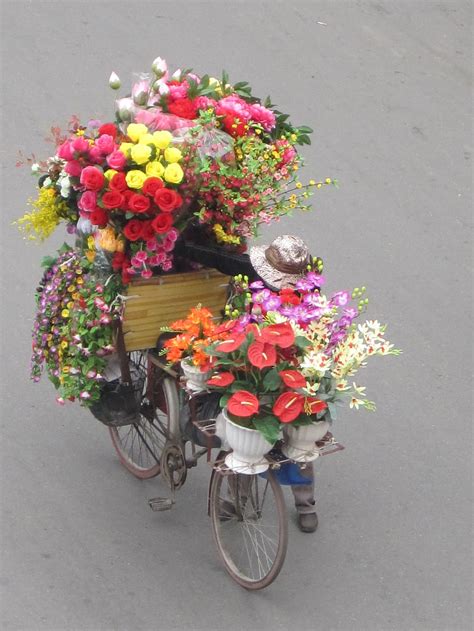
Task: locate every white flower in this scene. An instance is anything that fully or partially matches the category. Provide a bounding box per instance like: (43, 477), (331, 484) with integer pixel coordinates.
(31, 163), (41, 174)
(350, 397), (364, 409)
(171, 68), (182, 81)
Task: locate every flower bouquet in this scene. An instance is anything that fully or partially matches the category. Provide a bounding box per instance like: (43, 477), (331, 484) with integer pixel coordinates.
(17, 55), (335, 411)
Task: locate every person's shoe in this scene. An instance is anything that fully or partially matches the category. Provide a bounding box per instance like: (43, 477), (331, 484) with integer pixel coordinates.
(297, 512), (318, 533)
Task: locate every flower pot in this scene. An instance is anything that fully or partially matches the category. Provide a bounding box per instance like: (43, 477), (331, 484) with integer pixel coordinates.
(180, 359), (211, 392)
(223, 409), (274, 475)
(214, 410), (230, 451)
(282, 419), (330, 462)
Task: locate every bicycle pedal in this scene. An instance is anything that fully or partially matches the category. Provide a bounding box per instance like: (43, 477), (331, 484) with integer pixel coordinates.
(148, 496), (175, 512)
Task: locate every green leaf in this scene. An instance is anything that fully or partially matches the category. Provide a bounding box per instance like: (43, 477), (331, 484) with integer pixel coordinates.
(297, 126), (313, 134)
(219, 393), (231, 408)
(254, 415), (281, 444)
(263, 368), (281, 391)
(294, 335), (312, 349)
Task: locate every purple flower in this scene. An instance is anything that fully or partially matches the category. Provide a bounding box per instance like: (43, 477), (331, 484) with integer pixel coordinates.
(253, 288), (272, 304)
(343, 307), (358, 320)
(303, 293), (322, 307)
(262, 295), (282, 311)
(330, 330), (347, 346)
(306, 272), (325, 287)
(331, 291), (350, 307)
(249, 280), (265, 290)
(295, 278), (314, 292)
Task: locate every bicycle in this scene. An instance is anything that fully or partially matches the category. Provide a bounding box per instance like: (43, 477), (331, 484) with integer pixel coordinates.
(104, 275), (343, 590)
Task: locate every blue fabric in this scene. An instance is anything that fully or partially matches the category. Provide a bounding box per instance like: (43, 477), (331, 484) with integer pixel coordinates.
(260, 461), (310, 486)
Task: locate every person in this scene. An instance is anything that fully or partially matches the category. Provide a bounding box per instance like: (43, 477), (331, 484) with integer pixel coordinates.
(180, 234), (320, 533)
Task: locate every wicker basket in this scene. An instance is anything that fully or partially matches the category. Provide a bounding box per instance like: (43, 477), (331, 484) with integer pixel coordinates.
(122, 269), (230, 352)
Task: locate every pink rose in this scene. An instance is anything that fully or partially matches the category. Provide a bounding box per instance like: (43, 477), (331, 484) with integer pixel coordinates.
(215, 95), (251, 123)
(141, 269), (153, 279)
(106, 150), (127, 170)
(78, 190), (97, 212)
(64, 160), (82, 177)
(248, 103), (276, 131)
(95, 134), (115, 155)
(195, 96), (217, 111)
(71, 136), (90, 154)
(80, 166), (105, 191)
(88, 146), (104, 164)
(168, 81), (189, 101)
(57, 141), (74, 161)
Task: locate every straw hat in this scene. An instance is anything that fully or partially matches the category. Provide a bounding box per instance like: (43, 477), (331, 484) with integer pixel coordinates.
(249, 235), (311, 290)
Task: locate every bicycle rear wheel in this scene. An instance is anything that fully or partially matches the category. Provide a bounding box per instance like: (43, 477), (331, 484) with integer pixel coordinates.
(109, 351), (179, 479)
(209, 468), (288, 590)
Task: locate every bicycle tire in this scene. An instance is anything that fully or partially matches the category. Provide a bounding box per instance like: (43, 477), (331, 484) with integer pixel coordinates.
(109, 351), (179, 479)
(209, 467), (288, 590)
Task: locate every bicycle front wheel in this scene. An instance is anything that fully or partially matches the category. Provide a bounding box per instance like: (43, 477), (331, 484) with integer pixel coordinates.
(209, 468), (288, 590)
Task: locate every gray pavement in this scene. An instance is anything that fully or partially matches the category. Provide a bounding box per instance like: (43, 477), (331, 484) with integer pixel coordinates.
(0, 1), (472, 630)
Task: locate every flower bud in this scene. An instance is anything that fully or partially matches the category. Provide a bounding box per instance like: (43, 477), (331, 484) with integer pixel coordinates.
(109, 71), (121, 90)
(171, 68), (182, 81)
(151, 56), (167, 78)
(157, 82), (170, 96)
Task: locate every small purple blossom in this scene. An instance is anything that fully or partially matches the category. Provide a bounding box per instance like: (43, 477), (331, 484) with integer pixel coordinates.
(262, 295), (282, 311)
(330, 291), (350, 307)
(249, 281), (265, 290)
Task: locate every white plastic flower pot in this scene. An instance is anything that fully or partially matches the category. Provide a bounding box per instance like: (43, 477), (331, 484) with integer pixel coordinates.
(180, 359), (211, 392)
(223, 409), (274, 475)
(282, 419), (330, 462)
(214, 410), (230, 450)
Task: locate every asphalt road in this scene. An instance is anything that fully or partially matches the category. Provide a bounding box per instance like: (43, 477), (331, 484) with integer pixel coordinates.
(0, 1), (472, 630)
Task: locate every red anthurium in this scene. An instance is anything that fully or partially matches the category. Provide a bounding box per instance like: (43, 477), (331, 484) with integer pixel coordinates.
(214, 319), (238, 335)
(216, 333), (247, 353)
(273, 392), (304, 423)
(228, 390), (259, 418)
(304, 398), (328, 415)
(245, 322), (265, 340)
(248, 341), (277, 369)
(279, 370), (306, 389)
(261, 322), (295, 348)
(206, 372), (235, 387)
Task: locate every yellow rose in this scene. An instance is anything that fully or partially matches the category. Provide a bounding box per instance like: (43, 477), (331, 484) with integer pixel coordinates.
(152, 130), (172, 150)
(138, 133), (155, 145)
(130, 144), (152, 165)
(119, 142), (133, 156)
(104, 169), (118, 181)
(146, 161), (165, 178)
(163, 162), (184, 184)
(126, 123), (149, 142)
(164, 147), (182, 163)
(126, 169), (147, 189)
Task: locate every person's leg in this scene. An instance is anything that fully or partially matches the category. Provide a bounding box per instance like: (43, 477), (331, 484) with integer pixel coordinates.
(291, 462), (318, 532)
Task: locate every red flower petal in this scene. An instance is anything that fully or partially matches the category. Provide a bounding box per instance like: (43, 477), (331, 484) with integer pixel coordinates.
(261, 323), (295, 348)
(273, 392), (304, 423)
(279, 370), (306, 389)
(228, 390), (259, 418)
(247, 341), (277, 369)
(206, 372), (235, 387)
(305, 398), (328, 415)
(216, 333), (246, 353)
